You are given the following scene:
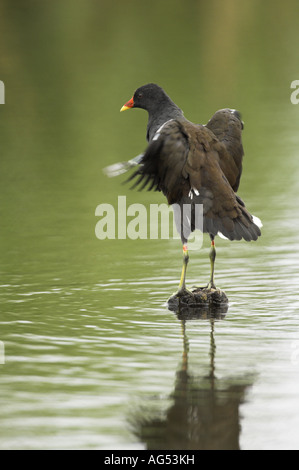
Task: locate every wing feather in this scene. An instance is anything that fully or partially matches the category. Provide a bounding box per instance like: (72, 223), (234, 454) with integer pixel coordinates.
(206, 108), (244, 191)
(126, 119), (261, 242)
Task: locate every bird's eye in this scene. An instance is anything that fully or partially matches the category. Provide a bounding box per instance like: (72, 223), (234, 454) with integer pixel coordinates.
(137, 93), (143, 99)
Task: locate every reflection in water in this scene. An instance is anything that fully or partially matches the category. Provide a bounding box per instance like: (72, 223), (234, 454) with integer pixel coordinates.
(168, 299), (229, 321)
(131, 310), (253, 450)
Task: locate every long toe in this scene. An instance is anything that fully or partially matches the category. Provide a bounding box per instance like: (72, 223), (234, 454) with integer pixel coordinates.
(207, 282), (217, 290)
(175, 287), (193, 297)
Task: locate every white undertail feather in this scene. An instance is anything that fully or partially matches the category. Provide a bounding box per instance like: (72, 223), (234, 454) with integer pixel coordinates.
(252, 215), (263, 228)
(218, 232), (229, 240)
(218, 214), (262, 240)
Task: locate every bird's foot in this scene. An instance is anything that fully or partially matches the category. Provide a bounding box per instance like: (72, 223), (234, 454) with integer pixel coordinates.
(206, 281), (217, 291)
(169, 286), (193, 300)
(191, 284), (206, 290)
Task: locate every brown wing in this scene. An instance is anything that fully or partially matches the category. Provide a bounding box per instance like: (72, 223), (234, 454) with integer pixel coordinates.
(127, 119), (261, 242)
(127, 119), (190, 205)
(205, 108), (244, 191)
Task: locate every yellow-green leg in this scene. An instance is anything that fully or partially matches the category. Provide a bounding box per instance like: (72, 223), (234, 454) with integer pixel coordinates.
(207, 237), (216, 289)
(176, 244), (192, 296)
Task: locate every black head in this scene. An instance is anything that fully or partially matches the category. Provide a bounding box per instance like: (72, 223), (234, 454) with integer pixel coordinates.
(121, 83), (173, 114)
(133, 83), (171, 110)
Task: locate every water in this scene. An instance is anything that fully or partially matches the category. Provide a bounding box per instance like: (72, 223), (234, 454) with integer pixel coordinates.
(1, 0), (299, 450)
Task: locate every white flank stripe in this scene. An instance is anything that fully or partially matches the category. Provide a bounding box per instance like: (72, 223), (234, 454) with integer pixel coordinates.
(152, 119), (174, 141)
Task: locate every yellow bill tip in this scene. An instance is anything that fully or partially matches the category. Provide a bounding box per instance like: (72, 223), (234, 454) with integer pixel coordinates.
(120, 97), (134, 112)
(120, 105), (130, 112)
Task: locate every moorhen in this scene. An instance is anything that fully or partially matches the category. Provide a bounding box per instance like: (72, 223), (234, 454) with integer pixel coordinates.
(120, 83), (261, 295)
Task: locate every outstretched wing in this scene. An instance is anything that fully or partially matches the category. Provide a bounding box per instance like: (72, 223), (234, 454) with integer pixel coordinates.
(126, 119), (190, 205)
(206, 108), (244, 191)
(127, 119), (261, 242)
(103, 153), (144, 177)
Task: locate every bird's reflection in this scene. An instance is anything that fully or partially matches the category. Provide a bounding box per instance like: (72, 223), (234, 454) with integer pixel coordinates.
(168, 298), (229, 321)
(130, 306), (254, 450)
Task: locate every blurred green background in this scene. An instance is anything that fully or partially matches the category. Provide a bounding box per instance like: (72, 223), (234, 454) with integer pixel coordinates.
(1, 0), (299, 450)
(1, 0), (299, 280)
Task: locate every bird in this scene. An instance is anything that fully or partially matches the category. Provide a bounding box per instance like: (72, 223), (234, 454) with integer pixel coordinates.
(120, 83), (261, 296)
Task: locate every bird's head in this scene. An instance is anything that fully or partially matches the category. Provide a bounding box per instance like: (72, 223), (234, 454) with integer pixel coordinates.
(120, 83), (170, 113)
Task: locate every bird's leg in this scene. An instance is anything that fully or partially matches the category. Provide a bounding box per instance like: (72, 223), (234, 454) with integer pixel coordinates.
(176, 244), (192, 296)
(207, 236), (217, 290)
